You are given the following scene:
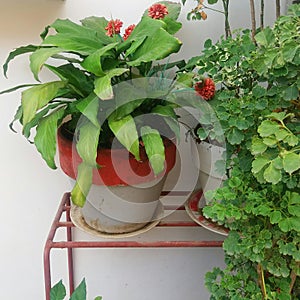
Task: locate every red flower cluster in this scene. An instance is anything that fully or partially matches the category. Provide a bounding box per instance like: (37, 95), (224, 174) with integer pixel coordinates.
(148, 3), (168, 19)
(194, 78), (215, 100)
(123, 24), (136, 40)
(105, 19), (123, 37)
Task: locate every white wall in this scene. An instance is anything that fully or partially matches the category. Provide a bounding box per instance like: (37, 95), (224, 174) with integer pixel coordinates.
(0, 1), (285, 299)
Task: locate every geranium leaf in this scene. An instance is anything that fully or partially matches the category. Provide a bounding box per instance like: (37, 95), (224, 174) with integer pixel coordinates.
(263, 162), (282, 184)
(141, 126), (165, 175)
(282, 152), (300, 174)
(34, 107), (65, 169)
(252, 155), (270, 174)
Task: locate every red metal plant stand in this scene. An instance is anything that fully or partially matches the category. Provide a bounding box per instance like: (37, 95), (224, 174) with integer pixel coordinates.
(43, 192), (223, 300)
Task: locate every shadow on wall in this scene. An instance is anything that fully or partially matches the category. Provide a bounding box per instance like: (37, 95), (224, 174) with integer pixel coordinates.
(1, 0), (65, 44)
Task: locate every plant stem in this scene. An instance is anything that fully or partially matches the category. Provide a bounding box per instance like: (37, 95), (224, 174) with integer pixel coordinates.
(202, 5), (224, 15)
(276, 0), (281, 19)
(249, 0), (256, 42)
(222, 0), (231, 38)
(257, 263), (268, 299)
(260, 0), (264, 30)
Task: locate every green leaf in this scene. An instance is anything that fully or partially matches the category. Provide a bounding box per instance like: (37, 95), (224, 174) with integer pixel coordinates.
(76, 93), (100, 128)
(282, 41), (299, 62)
(288, 192), (300, 217)
(251, 137), (268, 155)
(76, 121), (100, 167)
(34, 107), (64, 169)
(94, 68), (128, 100)
(283, 84), (299, 101)
(125, 17), (182, 67)
(108, 113), (140, 160)
(282, 152), (300, 174)
(257, 120), (280, 137)
(141, 126), (165, 175)
(270, 211), (282, 224)
(21, 81), (66, 126)
(255, 27), (275, 47)
(30, 47), (64, 81)
(43, 19), (103, 55)
(3, 44), (38, 78)
(71, 163), (93, 207)
(279, 217), (300, 232)
(252, 85), (266, 98)
(263, 162), (281, 184)
(227, 127), (244, 145)
(50, 280), (66, 300)
(81, 42), (119, 76)
(70, 278), (86, 300)
(252, 156), (270, 174)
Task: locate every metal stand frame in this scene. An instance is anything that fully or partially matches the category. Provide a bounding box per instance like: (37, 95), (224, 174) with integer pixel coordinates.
(43, 192), (223, 300)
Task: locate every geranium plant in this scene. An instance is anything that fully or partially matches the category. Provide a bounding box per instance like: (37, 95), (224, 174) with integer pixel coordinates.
(1, 1), (184, 206)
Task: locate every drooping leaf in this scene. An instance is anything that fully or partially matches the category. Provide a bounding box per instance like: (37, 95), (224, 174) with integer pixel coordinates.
(34, 107), (65, 169)
(108, 113), (140, 160)
(50, 280), (66, 300)
(71, 163), (93, 207)
(30, 47), (64, 80)
(76, 93), (100, 128)
(141, 126), (165, 175)
(3, 45), (38, 78)
(76, 120), (100, 167)
(21, 81), (67, 126)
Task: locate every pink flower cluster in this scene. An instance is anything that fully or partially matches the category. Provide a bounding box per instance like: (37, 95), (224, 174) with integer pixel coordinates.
(105, 3), (169, 39)
(148, 3), (168, 19)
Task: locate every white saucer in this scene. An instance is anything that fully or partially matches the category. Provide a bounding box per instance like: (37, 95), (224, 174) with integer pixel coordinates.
(70, 201), (164, 238)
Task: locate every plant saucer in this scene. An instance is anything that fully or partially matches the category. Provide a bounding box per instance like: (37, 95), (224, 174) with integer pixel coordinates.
(185, 190), (229, 236)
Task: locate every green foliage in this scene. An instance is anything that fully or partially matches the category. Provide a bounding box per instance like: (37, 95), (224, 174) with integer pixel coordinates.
(1, 2), (184, 206)
(51, 279), (102, 300)
(183, 4), (300, 299)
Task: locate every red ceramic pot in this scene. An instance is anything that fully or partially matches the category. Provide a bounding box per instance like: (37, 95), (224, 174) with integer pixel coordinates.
(57, 126), (176, 186)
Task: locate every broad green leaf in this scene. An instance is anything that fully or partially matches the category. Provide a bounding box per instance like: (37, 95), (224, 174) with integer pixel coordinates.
(21, 81), (66, 125)
(141, 126), (165, 175)
(94, 68), (129, 100)
(255, 27), (275, 47)
(257, 120), (280, 137)
(227, 127), (244, 145)
(108, 113), (140, 160)
(125, 17), (182, 67)
(283, 152), (300, 174)
(81, 42), (118, 76)
(252, 85), (266, 98)
(252, 156), (269, 174)
(45, 64), (93, 96)
(160, 16), (182, 35)
(3, 44), (38, 78)
(50, 280), (66, 300)
(30, 47), (63, 80)
(251, 137), (267, 155)
(283, 84), (299, 101)
(71, 163), (93, 207)
(288, 192), (300, 217)
(76, 93), (100, 128)
(279, 217), (300, 232)
(34, 107), (65, 169)
(270, 211), (282, 224)
(263, 162), (282, 184)
(70, 278), (86, 300)
(43, 19), (103, 55)
(275, 128), (289, 141)
(282, 41), (299, 62)
(76, 121), (100, 167)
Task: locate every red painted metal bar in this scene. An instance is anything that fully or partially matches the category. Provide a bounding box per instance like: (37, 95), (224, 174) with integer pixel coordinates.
(44, 192), (223, 300)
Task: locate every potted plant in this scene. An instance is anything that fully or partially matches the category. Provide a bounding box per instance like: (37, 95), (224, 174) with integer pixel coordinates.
(1, 1), (185, 234)
(181, 2), (300, 298)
